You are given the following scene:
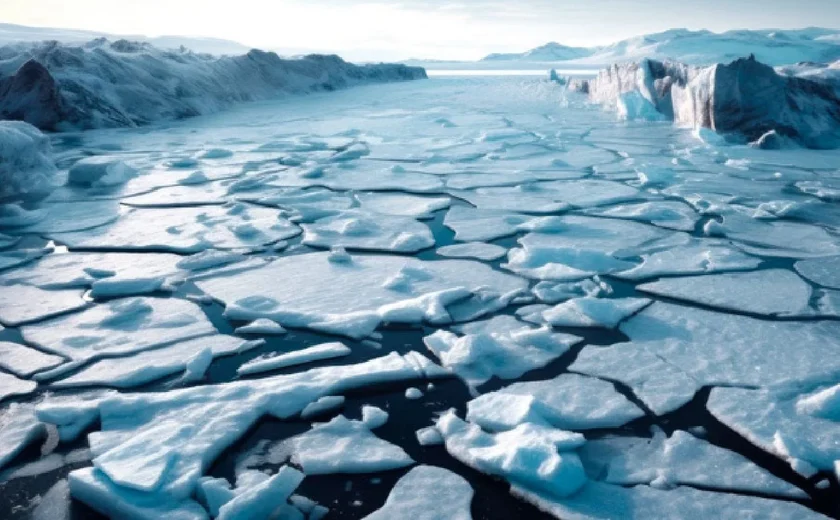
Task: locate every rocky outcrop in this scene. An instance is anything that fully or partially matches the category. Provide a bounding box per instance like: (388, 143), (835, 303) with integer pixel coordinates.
(0, 39), (427, 131)
(575, 56), (840, 149)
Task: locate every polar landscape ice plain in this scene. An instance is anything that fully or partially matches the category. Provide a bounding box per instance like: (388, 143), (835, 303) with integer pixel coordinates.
(1, 25), (840, 520)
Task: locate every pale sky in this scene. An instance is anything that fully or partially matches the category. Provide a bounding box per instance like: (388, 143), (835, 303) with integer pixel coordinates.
(2, 0), (839, 61)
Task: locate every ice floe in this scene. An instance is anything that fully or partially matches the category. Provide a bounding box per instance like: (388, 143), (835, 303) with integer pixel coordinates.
(302, 210), (434, 253)
(437, 242), (508, 261)
(0, 284), (87, 327)
(364, 465), (473, 520)
(238, 342), (352, 376)
(536, 297), (651, 328)
(0, 341), (64, 377)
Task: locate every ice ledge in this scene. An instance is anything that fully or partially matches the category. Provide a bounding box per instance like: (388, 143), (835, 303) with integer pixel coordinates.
(570, 55), (840, 149)
(0, 39), (427, 131)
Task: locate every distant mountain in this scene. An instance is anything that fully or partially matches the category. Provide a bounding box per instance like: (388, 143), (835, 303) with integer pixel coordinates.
(479, 28), (840, 67)
(0, 23), (251, 56)
(482, 42), (593, 62)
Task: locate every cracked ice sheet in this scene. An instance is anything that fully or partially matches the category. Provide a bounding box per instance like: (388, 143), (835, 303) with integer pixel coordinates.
(237, 342), (351, 376)
(0, 371), (37, 402)
(582, 201), (699, 232)
(795, 256), (840, 289)
(571, 302), (840, 415)
(21, 297), (218, 380)
(355, 192), (451, 219)
(266, 162), (445, 193)
(0, 284), (88, 327)
(0, 341), (64, 377)
(708, 385), (840, 475)
(637, 269), (813, 317)
(302, 210), (435, 253)
(47, 204), (300, 254)
(614, 238), (761, 281)
(195, 251), (527, 339)
(0, 404), (44, 470)
(437, 242), (507, 261)
(466, 373), (644, 431)
(712, 213), (840, 259)
(52, 335), (259, 389)
(580, 429), (806, 498)
(283, 416), (413, 475)
(0, 200), (121, 234)
(512, 479), (826, 520)
(364, 465), (473, 520)
(423, 315), (582, 388)
(503, 216), (680, 281)
(61, 353), (436, 513)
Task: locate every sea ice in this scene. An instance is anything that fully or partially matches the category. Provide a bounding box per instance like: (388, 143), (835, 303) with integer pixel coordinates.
(284, 416), (413, 475)
(67, 157), (138, 187)
(0, 340), (65, 377)
(466, 374), (645, 431)
(361, 405), (389, 429)
(302, 210), (435, 253)
(423, 315), (582, 387)
(538, 297), (651, 328)
(795, 256), (840, 289)
(0, 403), (44, 469)
(233, 318), (288, 336)
(437, 242), (507, 261)
(637, 269), (812, 316)
(0, 284), (87, 327)
(364, 465), (473, 520)
(615, 238), (762, 280)
(583, 201), (698, 232)
(237, 342), (352, 376)
(300, 396), (346, 419)
(195, 251), (526, 339)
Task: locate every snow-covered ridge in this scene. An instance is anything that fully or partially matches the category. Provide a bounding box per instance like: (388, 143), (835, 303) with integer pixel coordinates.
(482, 28), (840, 66)
(570, 56), (840, 149)
(0, 39), (427, 130)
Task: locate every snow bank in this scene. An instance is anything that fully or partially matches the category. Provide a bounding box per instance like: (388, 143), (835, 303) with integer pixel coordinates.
(575, 56), (840, 149)
(0, 121), (58, 201)
(0, 39), (427, 130)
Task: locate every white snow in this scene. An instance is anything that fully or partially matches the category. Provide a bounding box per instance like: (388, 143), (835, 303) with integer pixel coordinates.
(466, 374), (645, 431)
(285, 415), (413, 475)
(364, 465), (473, 520)
(795, 256), (840, 289)
(237, 342), (352, 376)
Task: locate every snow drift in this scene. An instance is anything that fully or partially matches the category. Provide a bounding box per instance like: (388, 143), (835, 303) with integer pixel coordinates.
(0, 121), (58, 201)
(571, 55), (840, 149)
(0, 39), (427, 130)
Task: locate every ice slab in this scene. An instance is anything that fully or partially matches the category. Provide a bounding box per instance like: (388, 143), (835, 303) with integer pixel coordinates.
(0, 373), (35, 407)
(361, 405), (389, 429)
(714, 214), (840, 258)
(302, 210), (435, 253)
(364, 465), (473, 520)
(300, 396), (346, 420)
(285, 416), (413, 475)
(1, 200), (121, 234)
(196, 251), (526, 339)
(583, 201), (698, 231)
(49, 204), (299, 253)
(513, 479), (826, 520)
(0, 284), (87, 327)
(423, 315), (582, 387)
(22, 297), (217, 378)
(615, 238), (761, 281)
(539, 297), (651, 328)
(356, 192), (451, 219)
(531, 278), (612, 304)
(237, 342), (352, 376)
(637, 269), (812, 316)
(437, 242), (507, 261)
(709, 386), (840, 475)
(215, 467), (304, 520)
(0, 404), (44, 469)
(572, 302), (840, 415)
(267, 162), (445, 193)
(581, 429), (806, 498)
(466, 374), (645, 431)
(52, 335), (258, 389)
(0, 341), (64, 377)
(795, 256), (840, 289)
(436, 411), (587, 497)
(233, 318), (287, 335)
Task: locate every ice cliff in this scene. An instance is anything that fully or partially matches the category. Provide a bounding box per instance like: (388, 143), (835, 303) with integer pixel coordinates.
(0, 39), (427, 130)
(571, 55), (840, 149)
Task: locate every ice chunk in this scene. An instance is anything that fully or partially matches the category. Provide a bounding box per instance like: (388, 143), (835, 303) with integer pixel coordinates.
(583, 201), (698, 232)
(0, 341), (64, 377)
(615, 239), (761, 280)
(217, 466), (304, 520)
(285, 416), (413, 475)
(572, 302), (840, 414)
(539, 297), (651, 328)
(708, 386), (840, 475)
(532, 278), (612, 304)
(467, 374), (644, 431)
(616, 90), (668, 121)
(234, 318), (287, 335)
(405, 387), (424, 400)
(356, 193), (451, 219)
(795, 256), (840, 289)
(361, 406), (389, 429)
(0, 371), (37, 401)
(22, 297), (217, 378)
(423, 316), (582, 387)
(300, 396), (346, 420)
(176, 250), (247, 272)
(195, 251), (526, 339)
(237, 342), (352, 376)
(0, 247), (50, 272)
(31, 479), (71, 520)
(68, 156), (138, 187)
(302, 210), (434, 253)
(436, 411), (587, 497)
(364, 465), (473, 520)
(0, 403), (45, 469)
(0, 121), (58, 202)
(52, 336), (258, 389)
(637, 269), (811, 316)
(0, 284), (87, 327)
(416, 427), (444, 446)
(49, 205), (299, 253)
(581, 429), (806, 498)
(437, 242), (507, 261)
